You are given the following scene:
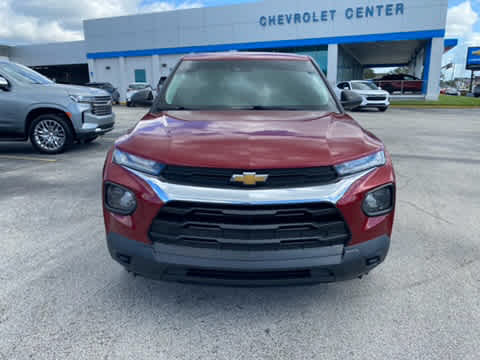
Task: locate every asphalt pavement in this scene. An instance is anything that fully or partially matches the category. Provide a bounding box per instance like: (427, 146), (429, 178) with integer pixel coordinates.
(1, 106), (479, 360)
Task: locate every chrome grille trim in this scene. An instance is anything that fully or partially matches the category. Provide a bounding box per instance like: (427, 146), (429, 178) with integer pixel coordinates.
(125, 167), (375, 205)
(92, 96), (112, 116)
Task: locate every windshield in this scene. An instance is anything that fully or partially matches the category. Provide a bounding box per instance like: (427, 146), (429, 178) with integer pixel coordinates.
(351, 82), (378, 90)
(157, 59), (338, 111)
(0, 62), (53, 85)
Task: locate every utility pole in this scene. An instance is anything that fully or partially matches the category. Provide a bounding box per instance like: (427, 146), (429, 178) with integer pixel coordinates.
(469, 70), (475, 93)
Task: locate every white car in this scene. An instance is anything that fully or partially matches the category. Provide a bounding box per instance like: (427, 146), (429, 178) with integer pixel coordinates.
(445, 87), (460, 96)
(337, 80), (390, 112)
(126, 82), (154, 107)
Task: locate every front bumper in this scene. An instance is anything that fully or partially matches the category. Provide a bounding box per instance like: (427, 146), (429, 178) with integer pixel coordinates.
(69, 103), (115, 138)
(103, 150), (396, 286)
(359, 97), (390, 108)
(107, 232), (390, 286)
(77, 112), (115, 138)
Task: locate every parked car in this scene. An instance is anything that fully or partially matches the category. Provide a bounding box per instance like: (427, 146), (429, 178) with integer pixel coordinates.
(102, 52), (396, 286)
(473, 85), (480, 98)
(126, 82), (154, 107)
(374, 74), (423, 94)
(337, 80), (390, 111)
(85, 82), (120, 104)
(0, 61), (115, 154)
(445, 87), (461, 96)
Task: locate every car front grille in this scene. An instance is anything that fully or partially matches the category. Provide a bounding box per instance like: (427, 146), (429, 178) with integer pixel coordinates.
(160, 165), (338, 189)
(366, 96), (387, 101)
(149, 201), (350, 251)
(92, 96), (112, 116)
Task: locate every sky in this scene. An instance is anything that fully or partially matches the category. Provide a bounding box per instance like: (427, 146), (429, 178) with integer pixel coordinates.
(0, 0), (479, 77)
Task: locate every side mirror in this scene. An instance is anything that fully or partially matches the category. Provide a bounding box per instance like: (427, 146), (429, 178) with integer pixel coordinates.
(341, 90), (363, 111)
(0, 76), (9, 91)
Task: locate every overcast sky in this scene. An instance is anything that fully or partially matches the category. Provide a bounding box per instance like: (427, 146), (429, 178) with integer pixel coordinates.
(0, 0), (479, 76)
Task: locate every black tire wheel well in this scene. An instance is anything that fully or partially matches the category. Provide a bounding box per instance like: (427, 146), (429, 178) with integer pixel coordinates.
(28, 113), (74, 154)
(26, 108), (75, 137)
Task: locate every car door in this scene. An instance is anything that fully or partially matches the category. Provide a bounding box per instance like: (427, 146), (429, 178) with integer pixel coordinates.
(403, 75), (422, 93)
(0, 74), (25, 137)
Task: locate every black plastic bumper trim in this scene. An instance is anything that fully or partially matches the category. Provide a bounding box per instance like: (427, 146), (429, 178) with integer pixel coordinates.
(106, 232), (390, 286)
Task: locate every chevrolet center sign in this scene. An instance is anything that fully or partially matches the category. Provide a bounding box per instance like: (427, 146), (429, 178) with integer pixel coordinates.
(259, 3), (405, 26)
(466, 47), (480, 70)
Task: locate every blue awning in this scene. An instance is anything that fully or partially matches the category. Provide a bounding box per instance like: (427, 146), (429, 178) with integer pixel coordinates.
(444, 38), (458, 52)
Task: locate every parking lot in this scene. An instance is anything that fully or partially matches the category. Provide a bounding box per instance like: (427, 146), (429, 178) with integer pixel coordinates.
(1, 106), (479, 360)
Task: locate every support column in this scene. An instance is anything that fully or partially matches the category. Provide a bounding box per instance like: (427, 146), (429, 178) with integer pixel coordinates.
(118, 56), (127, 103)
(327, 44), (338, 85)
(152, 55), (161, 89)
(87, 59), (95, 82)
(425, 38), (444, 101)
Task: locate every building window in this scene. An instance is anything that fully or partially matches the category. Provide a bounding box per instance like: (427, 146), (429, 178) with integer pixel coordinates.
(135, 69), (146, 82)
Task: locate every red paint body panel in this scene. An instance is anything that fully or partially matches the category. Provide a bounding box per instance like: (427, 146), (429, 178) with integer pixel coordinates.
(337, 152), (396, 246)
(116, 111), (383, 169)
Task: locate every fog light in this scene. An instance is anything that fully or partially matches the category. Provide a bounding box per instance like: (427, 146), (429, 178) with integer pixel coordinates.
(362, 184), (394, 216)
(105, 183), (137, 215)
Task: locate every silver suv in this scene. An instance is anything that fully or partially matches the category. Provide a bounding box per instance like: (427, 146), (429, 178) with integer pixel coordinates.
(0, 61), (115, 154)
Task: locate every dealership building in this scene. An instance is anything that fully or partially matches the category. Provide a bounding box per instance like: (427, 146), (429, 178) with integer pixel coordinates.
(3, 0), (455, 101)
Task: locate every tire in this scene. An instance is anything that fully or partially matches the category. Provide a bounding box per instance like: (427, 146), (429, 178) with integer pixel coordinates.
(83, 136), (98, 144)
(29, 114), (73, 154)
(379, 107), (388, 112)
(126, 101), (131, 107)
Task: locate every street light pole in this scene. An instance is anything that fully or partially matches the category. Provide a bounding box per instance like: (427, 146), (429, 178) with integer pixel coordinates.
(470, 70), (474, 93)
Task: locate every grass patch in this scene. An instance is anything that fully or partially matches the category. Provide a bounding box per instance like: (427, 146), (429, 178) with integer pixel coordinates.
(391, 95), (480, 107)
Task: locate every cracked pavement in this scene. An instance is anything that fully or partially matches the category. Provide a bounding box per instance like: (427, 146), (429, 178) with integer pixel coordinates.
(1, 106), (479, 360)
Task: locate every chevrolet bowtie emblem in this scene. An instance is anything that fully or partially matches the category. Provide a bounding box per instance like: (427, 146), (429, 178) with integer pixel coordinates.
(231, 172), (269, 186)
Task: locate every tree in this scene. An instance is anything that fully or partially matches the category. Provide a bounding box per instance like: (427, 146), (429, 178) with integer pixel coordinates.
(363, 68), (376, 79)
(388, 66), (409, 75)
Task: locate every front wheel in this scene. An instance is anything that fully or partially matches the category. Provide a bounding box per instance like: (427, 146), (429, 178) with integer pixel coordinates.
(29, 114), (73, 154)
(379, 107), (388, 112)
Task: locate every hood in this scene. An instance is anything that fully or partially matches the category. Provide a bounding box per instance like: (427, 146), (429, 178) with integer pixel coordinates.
(43, 83), (110, 97)
(352, 89), (389, 97)
(116, 111), (384, 169)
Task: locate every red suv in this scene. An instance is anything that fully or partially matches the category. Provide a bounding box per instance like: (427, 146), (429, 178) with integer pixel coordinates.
(102, 53), (396, 286)
(374, 74), (423, 94)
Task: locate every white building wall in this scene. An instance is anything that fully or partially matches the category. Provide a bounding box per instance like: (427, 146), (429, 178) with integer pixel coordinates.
(84, 0), (448, 55)
(426, 37), (444, 100)
(415, 48), (425, 79)
(94, 58), (121, 88)
(125, 56), (154, 86)
(9, 41), (86, 66)
(327, 44), (338, 85)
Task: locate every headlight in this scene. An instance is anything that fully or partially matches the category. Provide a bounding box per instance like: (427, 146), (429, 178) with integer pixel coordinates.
(362, 184), (394, 216)
(335, 151), (386, 176)
(113, 148), (164, 175)
(105, 183), (137, 215)
(69, 95), (95, 103)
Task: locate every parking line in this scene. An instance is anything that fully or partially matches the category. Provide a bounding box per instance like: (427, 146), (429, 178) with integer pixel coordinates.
(0, 155), (57, 162)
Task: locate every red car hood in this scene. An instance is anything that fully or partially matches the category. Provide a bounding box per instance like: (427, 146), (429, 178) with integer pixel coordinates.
(116, 111), (383, 169)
